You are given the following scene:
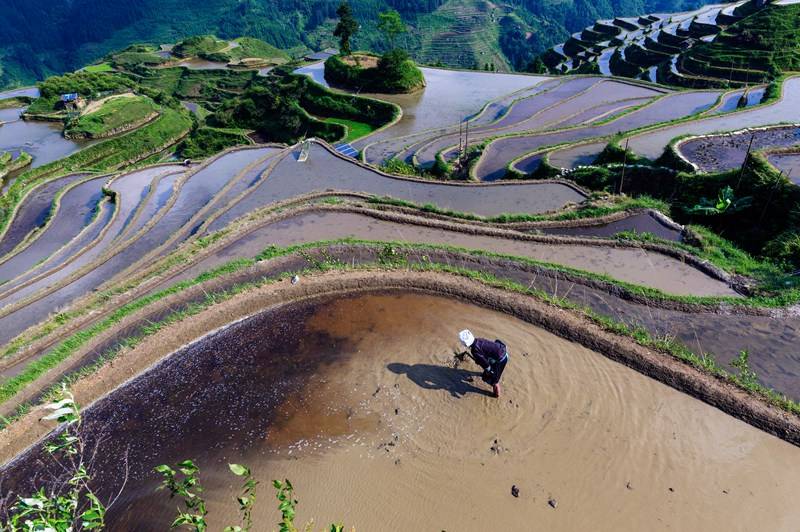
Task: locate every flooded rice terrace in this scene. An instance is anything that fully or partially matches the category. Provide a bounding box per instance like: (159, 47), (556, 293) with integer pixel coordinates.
(678, 125), (800, 173)
(0, 107), (89, 169)
(3, 292), (799, 530)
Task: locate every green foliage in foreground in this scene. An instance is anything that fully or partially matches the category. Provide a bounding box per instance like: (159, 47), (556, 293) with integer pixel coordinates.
(65, 96), (159, 139)
(0, 387), (343, 531)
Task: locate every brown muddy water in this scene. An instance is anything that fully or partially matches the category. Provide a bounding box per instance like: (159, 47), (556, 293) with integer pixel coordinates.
(767, 152), (800, 183)
(201, 211), (732, 296)
(3, 292), (799, 531)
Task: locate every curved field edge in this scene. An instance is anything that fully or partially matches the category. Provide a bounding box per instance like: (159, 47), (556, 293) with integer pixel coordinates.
(1, 184), (794, 380)
(0, 173), (112, 274)
(0, 107), (193, 244)
(1, 264), (798, 467)
(0, 192), (792, 372)
(0, 221), (796, 424)
(0, 193), (755, 363)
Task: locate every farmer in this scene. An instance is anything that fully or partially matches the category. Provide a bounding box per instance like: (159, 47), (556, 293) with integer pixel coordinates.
(458, 330), (509, 398)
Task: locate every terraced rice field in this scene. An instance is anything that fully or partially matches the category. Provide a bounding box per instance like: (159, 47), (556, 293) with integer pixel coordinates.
(2, 63), (800, 530)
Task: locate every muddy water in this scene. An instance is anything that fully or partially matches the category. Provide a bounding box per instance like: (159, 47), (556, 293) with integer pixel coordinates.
(0, 173), (86, 258)
(540, 211), (682, 241)
(767, 153), (800, 183)
(547, 141), (607, 169)
(627, 77), (800, 160)
(6, 292), (800, 531)
(207, 143), (586, 233)
(0, 107), (88, 168)
(202, 211), (732, 296)
(0, 150), (273, 345)
(0, 176), (105, 283)
(677, 125), (800, 173)
(0, 200), (115, 300)
(479, 90), (721, 180)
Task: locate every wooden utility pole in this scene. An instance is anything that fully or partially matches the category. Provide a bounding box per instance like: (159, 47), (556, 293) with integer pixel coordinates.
(458, 121), (463, 160)
(463, 118), (470, 165)
(736, 133), (755, 190)
(619, 138), (629, 195)
(758, 170), (786, 225)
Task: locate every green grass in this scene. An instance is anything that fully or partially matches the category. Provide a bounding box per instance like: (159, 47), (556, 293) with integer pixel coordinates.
(228, 37), (290, 63)
(65, 95), (159, 138)
(83, 63), (114, 73)
(322, 117), (375, 143)
(0, 96), (32, 109)
(179, 126), (252, 158)
(0, 106), (192, 239)
(3, 239), (799, 432)
(173, 35), (228, 59)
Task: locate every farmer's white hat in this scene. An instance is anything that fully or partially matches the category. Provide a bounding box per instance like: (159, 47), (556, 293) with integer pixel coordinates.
(459, 329), (475, 347)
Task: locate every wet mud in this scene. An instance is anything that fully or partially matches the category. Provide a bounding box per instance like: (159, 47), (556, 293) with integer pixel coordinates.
(627, 77), (800, 160)
(678, 125), (800, 173)
(3, 291), (799, 531)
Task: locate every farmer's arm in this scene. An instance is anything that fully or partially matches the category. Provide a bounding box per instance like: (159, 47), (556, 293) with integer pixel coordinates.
(470, 340), (491, 368)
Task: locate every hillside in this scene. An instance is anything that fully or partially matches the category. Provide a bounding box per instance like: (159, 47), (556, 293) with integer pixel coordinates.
(2, 0), (718, 88)
(543, 0), (800, 87)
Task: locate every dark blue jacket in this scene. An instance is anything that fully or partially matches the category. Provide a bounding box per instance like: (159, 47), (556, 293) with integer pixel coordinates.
(470, 338), (507, 369)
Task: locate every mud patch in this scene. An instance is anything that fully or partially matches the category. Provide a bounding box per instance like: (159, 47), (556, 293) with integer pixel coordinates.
(2, 291), (799, 531)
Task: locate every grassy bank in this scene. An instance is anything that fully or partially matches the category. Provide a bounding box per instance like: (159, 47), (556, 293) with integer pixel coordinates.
(65, 95), (159, 139)
(2, 239), (798, 434)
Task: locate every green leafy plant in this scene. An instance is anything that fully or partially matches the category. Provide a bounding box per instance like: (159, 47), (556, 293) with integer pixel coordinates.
(225, 464), (257, 532)
(731, 350), (759, 388)
(687, 186), (753, 216)
(155, 460), (208, 531)
(2, 385), (107, 531)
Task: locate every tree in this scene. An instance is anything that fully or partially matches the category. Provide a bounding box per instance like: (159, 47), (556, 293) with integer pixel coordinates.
(377, 10), (407, 49)
(333, 2), (359, 56)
